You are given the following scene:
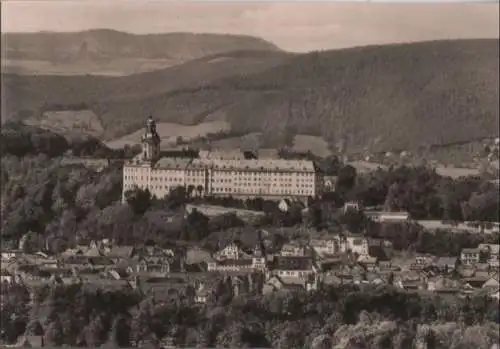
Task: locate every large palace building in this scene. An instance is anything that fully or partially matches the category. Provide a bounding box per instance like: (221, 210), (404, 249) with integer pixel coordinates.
(122, 117), (323, 201)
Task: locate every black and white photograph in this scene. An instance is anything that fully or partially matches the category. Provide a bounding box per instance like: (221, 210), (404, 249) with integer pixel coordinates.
(1, 1), (499, 348)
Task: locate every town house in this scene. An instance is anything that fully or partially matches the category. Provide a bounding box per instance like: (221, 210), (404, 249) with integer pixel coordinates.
(271, 256), (315, 278)
(479, 244), (500, 267)
(1, 249), (20, 261)
(136, 256), (171, 273)
(364, 211), (410, 223)
(435, 257), (458, 274)
(310, 237), (339, 257)
(279, 241), (309, 257)
(207, 258), (253, 272)
(213, 240), (249, 260)
(207, 253), (267, 272)
(461, 248), (481, 265)
(262, 274), (320, 294)
(414, 253), (436, 268)
(338, 235), (369, 256)
(194, 282), (214, 304)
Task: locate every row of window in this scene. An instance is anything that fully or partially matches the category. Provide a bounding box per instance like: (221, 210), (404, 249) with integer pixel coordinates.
(214, 177), (313, 183)
(212, 187), (313, 195)
(125, 166), (315, 177)
(125, 176), (313, 188)
(277, 271), (312, 276)
(213, 181), (313, 187)
(124, 183), (313, 196)
(212, 171), (315, 177)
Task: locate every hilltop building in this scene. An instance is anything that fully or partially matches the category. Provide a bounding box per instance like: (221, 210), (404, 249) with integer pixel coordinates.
(122, 118), (323, 202)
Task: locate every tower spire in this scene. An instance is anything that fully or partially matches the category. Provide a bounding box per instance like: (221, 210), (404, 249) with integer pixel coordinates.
(141, 116), (161, 163)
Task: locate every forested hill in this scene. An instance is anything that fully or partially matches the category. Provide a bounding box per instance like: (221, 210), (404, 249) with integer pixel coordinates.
(211, 39), (499, 152)
(2, 29), (282, 75)
(0, 121), (120, 158)
(3, 39), (499, 153)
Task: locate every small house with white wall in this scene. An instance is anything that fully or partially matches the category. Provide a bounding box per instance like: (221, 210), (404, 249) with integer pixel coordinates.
(213, 240), (249, 261)
(364, 211), (410, 223)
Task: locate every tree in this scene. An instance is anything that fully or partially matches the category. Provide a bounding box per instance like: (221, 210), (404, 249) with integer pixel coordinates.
(167, 186), (188, 208)
(321, 155), (341, 176)
(187, 185), (196, 199)
(182, 209), (209, 241)
(125, 187), (153, 216)
(336, 165), (357, 197)
(311, 334), (333, 349)
(44, 317), (64, 346)
(25, 319), (44, 336)
(108, 315), (131, 347)
(196, 185), (204, 197)
(340, 210), (367, 234)
(83, 315), (105, 347)
(283, 125), (298, 148)
(275, 322), (305, 349)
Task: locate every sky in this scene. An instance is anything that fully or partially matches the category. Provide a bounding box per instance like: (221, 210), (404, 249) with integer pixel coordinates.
(2, 1), (499, 52)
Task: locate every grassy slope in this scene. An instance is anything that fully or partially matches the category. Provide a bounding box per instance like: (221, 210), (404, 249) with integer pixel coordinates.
(3, 39), (499, 154)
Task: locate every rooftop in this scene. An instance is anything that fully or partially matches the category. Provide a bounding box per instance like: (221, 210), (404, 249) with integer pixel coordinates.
(461, 248), (481, 254)
(127, 156), (316, 172)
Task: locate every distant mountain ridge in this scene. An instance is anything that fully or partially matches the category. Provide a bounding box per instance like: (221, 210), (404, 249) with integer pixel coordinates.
(2, 39), (499, 156)
(2, 29), (282, 75)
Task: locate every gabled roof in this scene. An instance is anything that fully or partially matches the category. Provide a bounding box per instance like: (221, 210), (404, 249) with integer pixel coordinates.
(479, 244), (500, 254)
(357, 255), (377, 264)
(322, 274), (341, 285)
(83, 247), (104, 257)
(0, 269), (12, 277)
(483, 277), (500, 288)
(273, 256), (313, 271)
(88, 256), (114, 266)
(436, 257), (458, 267)
(266, 275), (305, 291)
(464, 276), (489, 286)
(461, 248), (481, 254)
(218, 259), (253, 267)
(217, 239), (248, 252)
(107, 246), (136, 258)
(137, 256), (171, 266)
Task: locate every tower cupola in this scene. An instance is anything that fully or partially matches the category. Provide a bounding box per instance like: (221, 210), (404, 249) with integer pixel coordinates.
(141, 116), (161, 162)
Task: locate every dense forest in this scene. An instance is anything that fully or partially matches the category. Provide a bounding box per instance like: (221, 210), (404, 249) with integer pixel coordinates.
(0, 121), (135, 158)
(4, 39), (498, 153)
(1, 124), (500, 348)
(2, 280), (499, 348)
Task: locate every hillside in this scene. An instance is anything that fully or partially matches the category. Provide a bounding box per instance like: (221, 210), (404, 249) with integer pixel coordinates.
(1, 29), (282, 75)
(0, 121), (117, 158)
(3, 39), (499, 155)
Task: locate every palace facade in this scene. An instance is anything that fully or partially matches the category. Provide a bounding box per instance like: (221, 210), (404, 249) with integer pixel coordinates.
(122, 118), (323, 201)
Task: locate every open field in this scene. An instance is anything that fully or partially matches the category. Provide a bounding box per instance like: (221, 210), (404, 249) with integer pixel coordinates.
(348, 161), (389, 174)
(105, 121), (230, 149)
(194, 133), (332, 157)
(2, 58), (180, 76)
(24, 110), (104, 138)
(292, 134), (332, 157)
(415, 220), (499, 234)
(186, 203), (265, 219)
(208, 132), (263, 150)
(186, 247), (213, 265)
(434, 166), (480, 178)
